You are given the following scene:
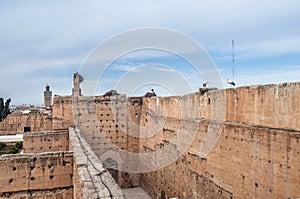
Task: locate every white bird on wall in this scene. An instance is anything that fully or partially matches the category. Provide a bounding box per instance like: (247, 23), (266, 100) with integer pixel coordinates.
(227, 79), (235, 86)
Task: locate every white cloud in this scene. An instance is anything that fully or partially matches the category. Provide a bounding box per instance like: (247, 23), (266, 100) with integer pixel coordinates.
(234, 67), (300, 87)
(238, 37), (300, 59)
(1, 1), (300, 103)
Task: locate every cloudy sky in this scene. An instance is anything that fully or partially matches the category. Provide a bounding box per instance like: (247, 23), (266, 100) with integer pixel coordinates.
(0, 0), (300, 105)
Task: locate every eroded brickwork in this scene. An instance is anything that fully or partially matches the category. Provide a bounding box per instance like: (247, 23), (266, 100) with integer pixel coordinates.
(52, 82), (300, 198)
(140, 121), (300, 198)
(0, 152), (73, 198)
(0, 187), (72, 199)
(23, 130), (69, 153)
(69, 127), (124, 199)
(0, 128), (124, 199)
(52, 96), (74, 130)
(139, 83), (300, 199)
(0, 113), (52, 135)
(53, 95), (142, 188)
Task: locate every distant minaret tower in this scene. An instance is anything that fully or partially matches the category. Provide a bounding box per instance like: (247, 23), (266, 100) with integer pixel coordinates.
(44, 84), (52, 108)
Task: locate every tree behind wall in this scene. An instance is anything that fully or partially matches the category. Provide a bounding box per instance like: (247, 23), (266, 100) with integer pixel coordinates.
(0, 97), (11, 122)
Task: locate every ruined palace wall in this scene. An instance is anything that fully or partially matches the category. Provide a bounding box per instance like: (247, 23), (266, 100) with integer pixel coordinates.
(69, 127), (124, 199)
(0, 188), (73, 199)
(52, 82), (300, 198)
(0, 152), (73, 197)
(53, 95), (142, 188)
(0, 113), (52, 135)
(71, 95), (141, 188)
(208, 82), (300, 130)
(139, 83), (300, 199)
(142, 82), (300, 131)
(23, 131), (69, 153)
(52, 96), (74, 130)
(53, 82), (300, 138)
(140, 121), (300, 198)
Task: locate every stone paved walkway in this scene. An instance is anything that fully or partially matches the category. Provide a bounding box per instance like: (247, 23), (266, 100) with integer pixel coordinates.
(122, 187), (151, 199)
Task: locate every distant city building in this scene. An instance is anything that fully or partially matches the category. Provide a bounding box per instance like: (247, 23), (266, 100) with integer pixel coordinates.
(44, 85), (52, 108)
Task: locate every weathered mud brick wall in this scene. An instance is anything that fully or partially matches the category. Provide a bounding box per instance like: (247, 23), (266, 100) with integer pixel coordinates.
(69, 95), (141, 188)
(23, 130), (69, 153)
(0, 113), (52, 135)
(201, 82), (300, 130)
(0, 188), (73, 199)
(52, 96), (74, 130)
(0, 152), (73, 198)
(52, 82), (300, 198)
(139, 82), (300, 199)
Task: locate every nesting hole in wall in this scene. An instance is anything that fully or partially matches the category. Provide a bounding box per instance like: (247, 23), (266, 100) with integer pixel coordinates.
(13, 167), (16, 171)
(9, 179), (13, 184)
(63, 161), (69, 166)
(50, 175), (54, 180)
(30, 177), (35, 181)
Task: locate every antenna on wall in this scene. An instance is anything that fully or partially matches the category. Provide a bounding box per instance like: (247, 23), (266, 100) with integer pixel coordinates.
(232, 39), (235, 82)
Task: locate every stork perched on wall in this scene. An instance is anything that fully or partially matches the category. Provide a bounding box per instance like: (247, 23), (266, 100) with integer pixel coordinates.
(227, 79), (236, 86)
(144, 88), (157, 97)
(203, 81), (208, 88)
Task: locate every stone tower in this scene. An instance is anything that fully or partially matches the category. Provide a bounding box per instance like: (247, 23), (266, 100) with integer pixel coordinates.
(72, 72), (83, 96)
(44, 85), (52, 108)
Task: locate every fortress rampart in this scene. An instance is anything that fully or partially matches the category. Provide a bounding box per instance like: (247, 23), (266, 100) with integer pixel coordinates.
(0, 152), (73, 198)
(0, 113), (52, 135)
(50, 82), (300, 198)
(23, 130), (69, 153)
(0, 129), (124, 199)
